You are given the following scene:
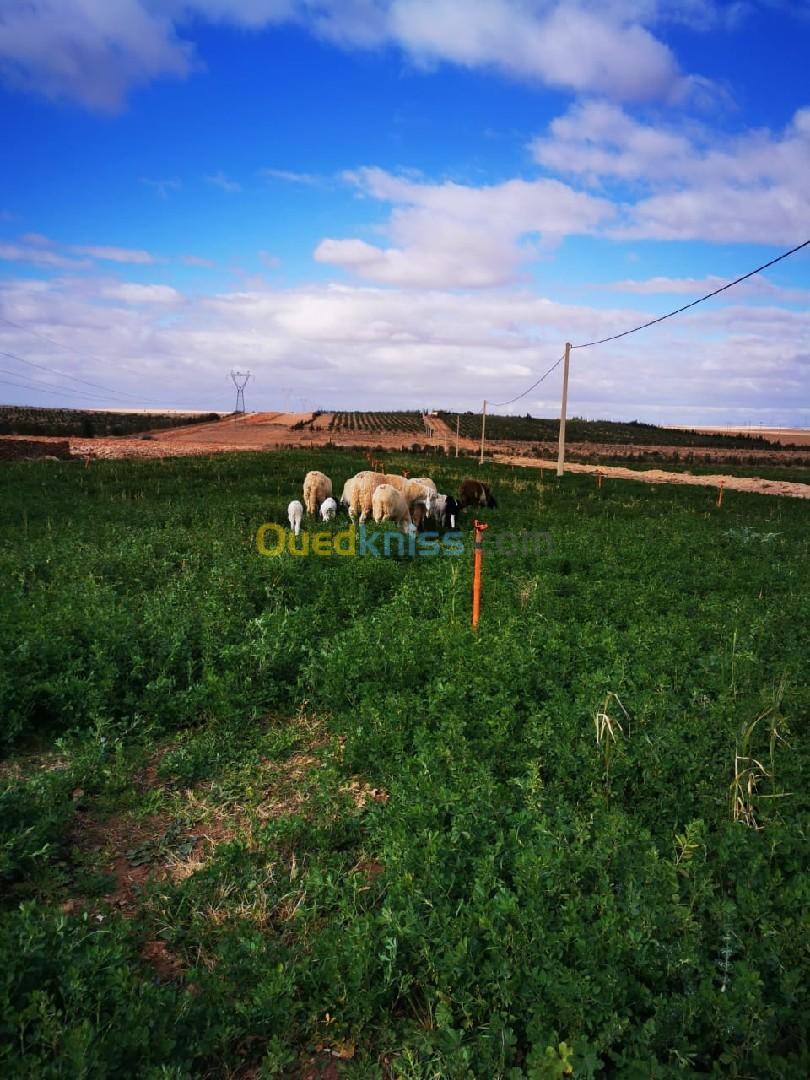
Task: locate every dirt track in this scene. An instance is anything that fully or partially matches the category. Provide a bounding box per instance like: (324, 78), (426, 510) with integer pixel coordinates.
(496, 455), (810, 500)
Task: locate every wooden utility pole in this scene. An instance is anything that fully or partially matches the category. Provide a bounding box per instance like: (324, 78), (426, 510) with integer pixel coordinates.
(556, 342), (571, 477)
(479, 400), (487, 465)
(455, 414), (460, 457)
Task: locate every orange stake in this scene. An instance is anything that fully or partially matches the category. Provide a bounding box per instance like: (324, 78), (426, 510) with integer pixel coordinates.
(472, 520), (489, 629)
(717, 479), (724, 508)
(597, 469), (603, 489)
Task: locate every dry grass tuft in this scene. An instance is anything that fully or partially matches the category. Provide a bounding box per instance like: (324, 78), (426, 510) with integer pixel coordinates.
(340, 778), (391, 808)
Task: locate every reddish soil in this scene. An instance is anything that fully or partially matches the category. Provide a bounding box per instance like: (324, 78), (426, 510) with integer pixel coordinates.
(0, 437), (72, 461)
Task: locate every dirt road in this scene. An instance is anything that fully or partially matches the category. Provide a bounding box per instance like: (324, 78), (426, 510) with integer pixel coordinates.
(496, 454), (810, 500)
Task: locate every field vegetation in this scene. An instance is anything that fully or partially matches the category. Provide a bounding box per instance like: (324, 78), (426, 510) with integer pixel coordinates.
(0, 406), (221, 438)
(442, 412), (798, 450)
(1, 449), (809, 1077)
(329, 412), (425, 434)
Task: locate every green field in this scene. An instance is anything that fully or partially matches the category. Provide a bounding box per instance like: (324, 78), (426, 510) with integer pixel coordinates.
(441, 412), (802, 450)
(1, 450), (809, 1078)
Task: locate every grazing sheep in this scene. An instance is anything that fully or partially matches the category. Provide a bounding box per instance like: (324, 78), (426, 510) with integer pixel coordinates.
(287, 499), (304, 536)
(342, 471), (389, 522)
(341, 472), (431, 524)
(339, 475), (359, 514)
(383, 474), (433, 508)
(411, 499), (428, 532)
(320, 497), (337, 521)
(425, 492), (445, 527)
(443, 495), (461, 528)
(410, 476), (437, 497)
(303, 470), (332, 516)
(426, 492), (461, 529)
(372, 483), (416, 534)
(459, 478), (497, 509)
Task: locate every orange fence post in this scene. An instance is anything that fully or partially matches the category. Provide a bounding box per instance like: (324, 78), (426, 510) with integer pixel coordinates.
(472, 520), (489, 629)
(597, 469), (603, 489)
(716, 479), (724, 508)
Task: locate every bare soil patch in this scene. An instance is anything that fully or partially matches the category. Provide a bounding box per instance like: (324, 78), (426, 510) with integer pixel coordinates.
(69, 810), (228, 914)
(0, 437), (72, 461)
(497, 454), (810, 500)
(0, 751), (69, 782)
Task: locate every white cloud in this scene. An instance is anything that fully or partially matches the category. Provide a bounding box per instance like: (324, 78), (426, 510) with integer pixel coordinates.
(594, 275), (727, 295)
(180, 254), (216, 267)
(0, 0), (193, 111)
(0, 1), (713, 110)
(0, 243), (90, 269)
(73, 245), (157, 264)
(259, 167), (322, 186)
(622, 185), (810, 244)
(592, 274), (810, 304)
(532, 101), (810, 243)
(101, 282), (181, 304)
(19, 232), (52, 247)
(315, 167), (614, 287)
(206, 171), (242, 193)
(387, 0), (682, 102)
(1, 270), (807, 425)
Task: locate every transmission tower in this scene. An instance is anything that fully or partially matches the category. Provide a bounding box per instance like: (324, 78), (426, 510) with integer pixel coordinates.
(230, 369), (251, 414)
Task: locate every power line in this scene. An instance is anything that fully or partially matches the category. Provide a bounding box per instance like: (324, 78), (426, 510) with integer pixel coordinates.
(0, 346), (185, 410)
(0, 368), (148, 406)
(572, 237), (810, 351)
(0, 346), (150, 403)
(488, 354), (564, 408)
(477, 237), (810, 417)
(0, 315), (183, 403)
(0, 357), (140, 406)
(0, 313), (125, 371)
(0, 374), (113, 400)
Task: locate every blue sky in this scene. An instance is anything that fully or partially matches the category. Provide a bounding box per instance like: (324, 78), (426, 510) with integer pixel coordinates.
(0, 1), (808, 424)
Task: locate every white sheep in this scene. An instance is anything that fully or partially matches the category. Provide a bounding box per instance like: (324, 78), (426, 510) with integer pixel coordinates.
(382, 474), (432, 509)
(320, 496), (337, 521)
(303, 470), (332, 517)
(372, 483), (416, 535)
(339, 476), (358, 517)
(410, 476), (437, 497)
(343, 471), (389, 523)
(287, 499), (304, 536)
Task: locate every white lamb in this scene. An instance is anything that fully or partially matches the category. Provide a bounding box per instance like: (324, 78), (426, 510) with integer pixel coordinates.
(372, 483), (416, 535)
(320, 496), (337, 521)
(287, 499), (304, 536)
(303, 470), (332, 516)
